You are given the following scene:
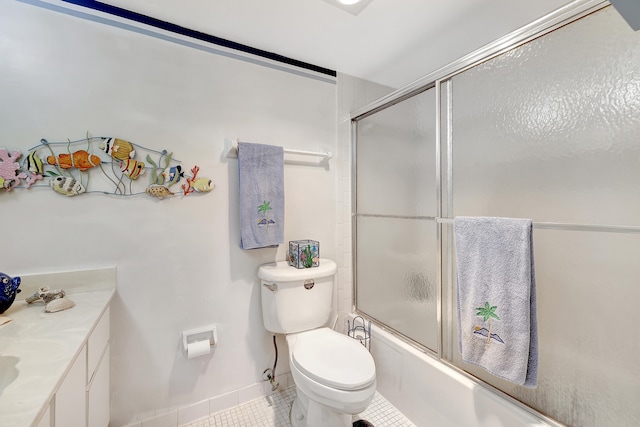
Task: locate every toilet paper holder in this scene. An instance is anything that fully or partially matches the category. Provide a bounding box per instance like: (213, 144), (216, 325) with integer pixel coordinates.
(182, 325), (217, 354)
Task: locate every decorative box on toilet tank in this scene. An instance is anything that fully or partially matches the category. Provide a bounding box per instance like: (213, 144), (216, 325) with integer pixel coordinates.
(288, 240), (319, 268)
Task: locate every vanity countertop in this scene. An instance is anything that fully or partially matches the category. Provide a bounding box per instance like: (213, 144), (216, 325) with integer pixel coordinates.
(0, 268), (115, 427)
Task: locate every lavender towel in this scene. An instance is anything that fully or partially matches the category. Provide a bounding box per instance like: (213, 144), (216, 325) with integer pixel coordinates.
(238, 142), (284, 249)
(454, 216), (538, 388)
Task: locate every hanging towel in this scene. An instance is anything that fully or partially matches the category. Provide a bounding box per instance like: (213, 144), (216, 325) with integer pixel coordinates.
(454, 216), (538, 387)
(238, 142), (285, 249)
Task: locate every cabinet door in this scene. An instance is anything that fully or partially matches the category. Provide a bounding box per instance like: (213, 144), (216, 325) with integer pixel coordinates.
(87, 343), (109, 427)
(55, 344), (87, 427)
(35, 401), (51, 427)
(88, 308), (109, 382)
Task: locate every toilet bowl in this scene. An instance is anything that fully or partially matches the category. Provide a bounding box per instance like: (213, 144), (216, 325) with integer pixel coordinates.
(258, 259), (377, 427)
(287, 328), (376, 426)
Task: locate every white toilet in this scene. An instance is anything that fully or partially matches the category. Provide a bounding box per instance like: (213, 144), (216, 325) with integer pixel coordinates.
(259, 259), (376, 427)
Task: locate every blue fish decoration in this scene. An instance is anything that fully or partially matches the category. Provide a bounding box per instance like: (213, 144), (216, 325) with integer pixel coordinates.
(163, 165), (184, 185)
(0, 272), (21, 314)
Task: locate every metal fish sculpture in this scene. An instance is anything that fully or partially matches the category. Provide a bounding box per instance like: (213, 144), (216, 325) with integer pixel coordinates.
(99, 137), (136, 161)
(23, 150), (45, 189)
(50, 176), (86, 196)
(120, 159), (145, 180)
(46, 150), (101, 172)
(182, 165), (214, 195)
(145, 184), (174, 199)
(162, 165), (183, 186)
(190, 177), (214, 193)
(0, 148), (27, 189)
(0, 272), (21, 315)
(25, 150), (44, 174)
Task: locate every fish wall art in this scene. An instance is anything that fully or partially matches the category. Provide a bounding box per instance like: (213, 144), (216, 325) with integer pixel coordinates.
(0, 133), (214, 199)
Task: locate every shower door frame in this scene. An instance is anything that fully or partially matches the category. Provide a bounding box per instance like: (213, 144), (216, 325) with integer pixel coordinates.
(351, 0), (607, 350)
(350, 83), (441, 356)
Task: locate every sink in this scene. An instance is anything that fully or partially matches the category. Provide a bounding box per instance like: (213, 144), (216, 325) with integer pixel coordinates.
(0, 356), (19, 396)
(0, 338), (71, 398)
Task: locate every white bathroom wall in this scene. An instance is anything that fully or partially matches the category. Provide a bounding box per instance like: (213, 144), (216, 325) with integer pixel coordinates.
(0, 2), (336, 425)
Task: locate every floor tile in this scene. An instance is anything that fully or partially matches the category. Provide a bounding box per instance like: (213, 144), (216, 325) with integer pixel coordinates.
(180, 387), (414, 427)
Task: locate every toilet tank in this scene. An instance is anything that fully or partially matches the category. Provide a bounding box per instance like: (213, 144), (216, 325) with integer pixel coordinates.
(259, 259), (337, 334)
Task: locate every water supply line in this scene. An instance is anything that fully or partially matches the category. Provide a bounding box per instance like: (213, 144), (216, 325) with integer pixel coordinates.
(262, 334), (279, 391)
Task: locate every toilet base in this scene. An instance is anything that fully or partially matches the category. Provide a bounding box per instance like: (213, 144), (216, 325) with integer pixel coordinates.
(290, 395), (305, 427)
(290, 389), (353, 427)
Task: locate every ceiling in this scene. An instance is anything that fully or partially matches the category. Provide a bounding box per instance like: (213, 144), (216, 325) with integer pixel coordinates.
(101, 0), (575, 89)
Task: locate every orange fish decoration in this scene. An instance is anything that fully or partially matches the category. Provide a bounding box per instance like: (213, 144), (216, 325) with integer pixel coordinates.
(46, 150), (101, 172)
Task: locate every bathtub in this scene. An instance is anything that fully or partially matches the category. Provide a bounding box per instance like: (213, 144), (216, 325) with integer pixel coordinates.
(367, 322), (558, 427)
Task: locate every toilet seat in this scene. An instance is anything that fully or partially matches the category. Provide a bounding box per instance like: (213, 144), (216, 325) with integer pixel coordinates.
(291, 328), (375, 391)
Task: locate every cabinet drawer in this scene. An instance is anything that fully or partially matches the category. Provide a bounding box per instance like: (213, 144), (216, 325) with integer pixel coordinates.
(88, 307), (109, 382)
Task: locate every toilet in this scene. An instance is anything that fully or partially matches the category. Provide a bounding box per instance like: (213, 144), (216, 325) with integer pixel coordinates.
(259, 259), (376, 427)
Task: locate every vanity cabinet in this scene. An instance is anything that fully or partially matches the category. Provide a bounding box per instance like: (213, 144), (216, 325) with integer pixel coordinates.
(55, 344), (87, 427)
(34, 307), (110, 427)
(0, 269), (115, 427)
(87, 308), (110, 427)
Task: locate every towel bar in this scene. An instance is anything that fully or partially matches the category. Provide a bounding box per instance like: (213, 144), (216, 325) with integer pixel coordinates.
(224, 137), (332, 160)
(436, 217), (640, 233)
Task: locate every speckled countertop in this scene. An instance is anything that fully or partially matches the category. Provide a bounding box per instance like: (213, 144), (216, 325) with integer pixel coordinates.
(0, 268), (115, 427)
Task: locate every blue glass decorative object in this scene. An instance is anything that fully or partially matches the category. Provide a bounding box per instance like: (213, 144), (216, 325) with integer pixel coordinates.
(0, 272), (21, 314)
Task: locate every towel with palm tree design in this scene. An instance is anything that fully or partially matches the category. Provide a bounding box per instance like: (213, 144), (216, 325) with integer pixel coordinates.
(257, 200), (275, 228)
(473, 302), (505, 344)
(454, 216), (538, 388)
(238, 142), (284, 249)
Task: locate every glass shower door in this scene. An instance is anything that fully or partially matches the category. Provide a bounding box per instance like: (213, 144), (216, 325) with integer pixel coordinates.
(354, 88), (439, 351)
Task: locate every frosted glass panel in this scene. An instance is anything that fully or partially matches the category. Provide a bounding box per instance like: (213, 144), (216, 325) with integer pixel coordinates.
(357, 88), (436, 217)
(452, 7), (640, 225)
(356, 216), (438, 350)
(448, 7), (640, 426)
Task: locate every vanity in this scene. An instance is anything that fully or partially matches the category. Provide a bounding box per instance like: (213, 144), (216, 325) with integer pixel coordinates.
(0, 268), (115, 427)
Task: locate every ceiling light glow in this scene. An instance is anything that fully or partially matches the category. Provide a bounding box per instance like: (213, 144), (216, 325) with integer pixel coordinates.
(322, 0), (372, 16)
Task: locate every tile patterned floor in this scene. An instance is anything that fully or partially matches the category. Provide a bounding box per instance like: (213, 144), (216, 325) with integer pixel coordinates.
(180, 387), (415, 427)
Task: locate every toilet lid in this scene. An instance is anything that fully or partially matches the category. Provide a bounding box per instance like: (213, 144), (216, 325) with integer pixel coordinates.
(291, 328), (375, 391)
